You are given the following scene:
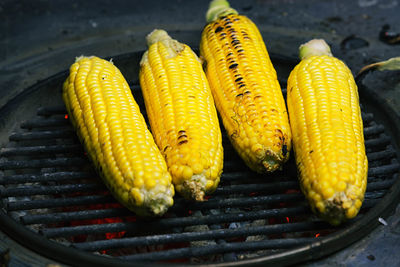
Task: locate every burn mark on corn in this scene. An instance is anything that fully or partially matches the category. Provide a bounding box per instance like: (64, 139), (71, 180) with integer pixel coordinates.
(215, 26), (223, 33)
(309, 150), (314, 154)
(231, 40), (240, 46)
(163, 145), (170, 152)
(231, 130), (239, 139)
(229, 63), (239, 69)
(178, 134), (188, 141)
(236, 93), (243, 98)
(238, 84), (246, 89)
(282, 145), (288, 156)
(178, 140), (188, 145)
(202, 59), (208, 70)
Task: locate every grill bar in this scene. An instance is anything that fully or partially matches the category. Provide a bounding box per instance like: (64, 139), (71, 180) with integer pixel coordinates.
(0, 144), (83, 156)
(117, 238), (317, 261)
(21, 118), (70, 129)
(40, 206), (311, 238)
(9, 129), (75, 141)
(363, 124), (384, 136)
(0, 183), (104, 197)
(367, 148), (397, 161)
(73, 221), (329, 251)
(368, 163), (400, 177)
(21, 208), (129, 225)
(0, 171), (94, 185)
(0, 157), (87, 170)
(364, 134), (391, 148)
(37, 106), (67, 116)
(6, 195), (114, 211)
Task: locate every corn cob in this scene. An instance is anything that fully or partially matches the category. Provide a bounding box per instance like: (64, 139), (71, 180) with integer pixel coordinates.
(62, 56), (174, 216)
(139, 30), (223, 201)
(287, 39), (368, 225)
(200, 0), (291, 173)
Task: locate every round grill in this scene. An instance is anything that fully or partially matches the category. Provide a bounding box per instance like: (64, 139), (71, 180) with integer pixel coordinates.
(0, 52), (399, 266)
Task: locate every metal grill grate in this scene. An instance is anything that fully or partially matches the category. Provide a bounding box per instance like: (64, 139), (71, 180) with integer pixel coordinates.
(0, 58), (399, 265)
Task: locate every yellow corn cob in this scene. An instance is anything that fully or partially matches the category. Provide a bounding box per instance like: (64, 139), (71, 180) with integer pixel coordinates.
(62, 56), (174, 216)
(287, 39), (368, 225)
(139, 30), (223, 201)
(200, 0), (291, 173)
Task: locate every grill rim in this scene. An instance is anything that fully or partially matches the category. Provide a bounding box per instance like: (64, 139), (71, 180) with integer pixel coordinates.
(0, 51), (399, 266)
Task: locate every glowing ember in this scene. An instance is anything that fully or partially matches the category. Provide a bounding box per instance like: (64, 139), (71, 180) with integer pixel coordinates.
(64, 114), (69, 119)
(315, 233), (321, 237)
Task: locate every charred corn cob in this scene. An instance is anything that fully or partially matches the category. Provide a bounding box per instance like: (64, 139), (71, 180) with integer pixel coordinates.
(62, 56), (174, 216)
(287, 39), (368, 225)
(139, 30), (223, 201)
(200, 0), (291, 173)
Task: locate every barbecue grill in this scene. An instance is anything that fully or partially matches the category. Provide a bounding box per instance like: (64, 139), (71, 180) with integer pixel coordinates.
(1, 0), (400, 266)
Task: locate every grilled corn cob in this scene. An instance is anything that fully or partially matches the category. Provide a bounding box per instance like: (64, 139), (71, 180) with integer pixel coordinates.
(139, 29), (223, 201)
(62, 56), (174, 216)
(200, 0), (291, 172)
(287, 39), (368, 225)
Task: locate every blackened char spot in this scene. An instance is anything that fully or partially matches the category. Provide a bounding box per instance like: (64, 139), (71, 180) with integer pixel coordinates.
(215, 26), (223, 33)
(231, 40), (240, 46)
(178, 140), (188, 145)
(229, 63), (238, 69)
(282, 144), (288, 156)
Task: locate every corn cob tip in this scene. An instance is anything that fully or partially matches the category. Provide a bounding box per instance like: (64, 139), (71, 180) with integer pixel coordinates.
(262, 157), (282, 173)
(182, 180), (206, 201)
(206, 0), (238, 23)
(146, 29), (172, 47)
(299, 39), (333, 60)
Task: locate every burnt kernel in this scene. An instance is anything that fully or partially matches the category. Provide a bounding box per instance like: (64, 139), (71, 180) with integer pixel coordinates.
(309, 150), (314, 154)
(237, 49), (244, 53)
(226, 52), (233, 57)
(178, 134), (188, 140)
(236, 93), (243, 98)
(238, 84), (246, 89)
(244, 90), (251, 95)
(229, 63), (239, 69)
(202, 59), (207, 70)
(178, 130), (186, 135)
(231, 40), (240, 46)
(282, 144), (288, 156)
(235, 77), (243, 82)
(214, 26), (223, 33)
(178, 140), (188, 145)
